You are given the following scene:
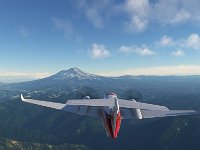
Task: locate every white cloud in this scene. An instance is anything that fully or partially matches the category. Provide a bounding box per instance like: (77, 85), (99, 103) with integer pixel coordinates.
(126, 16), (148, 32)
(77, 1), (113, 29)
(85, 6), (104, 28)
(0, 71), (51, 82)
(17, 25), (31, 37)
(89, 43), (110, 59)
(75, 0), (200, 32)
(123, 0), (149, 32)
(170, 9), (191, 24)
(172, 49), (185, 57)
(159, 35), (174, 46)
(124, 0), (149, 16)
(156, 33), (200, 52)
(76, 0), (148, 32)
(52, 17), (82, 42)
(152, 0), (200, 25)
(138, 47), (155, 56)
(119, 45), (133, 53)
(52, 17), (73, 37)
(119, 45), (155, 56)
(97, 65), (200, 76)
(118, 33), (200, 57)
(181, 33), (200, 50)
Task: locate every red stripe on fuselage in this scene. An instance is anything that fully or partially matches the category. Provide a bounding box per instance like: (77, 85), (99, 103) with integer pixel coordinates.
(102, 111), (121, 139)
(113, 112), (121, 138)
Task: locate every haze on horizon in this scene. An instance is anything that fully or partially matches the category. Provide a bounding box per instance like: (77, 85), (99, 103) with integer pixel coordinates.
(1, 0), (200, 82)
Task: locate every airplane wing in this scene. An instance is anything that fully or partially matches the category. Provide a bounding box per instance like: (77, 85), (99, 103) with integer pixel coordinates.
(21, 95), (199, 119)
(66, 99), (169, 111)
(120, 108), (199, 119)
(21, 94), (169, 111)
(118, 99), (169, 111)
(21, 94), (65, 109)
(21, 94), (101, 118)
(66, 99), (114, 107)
(141, 110), (199, 118)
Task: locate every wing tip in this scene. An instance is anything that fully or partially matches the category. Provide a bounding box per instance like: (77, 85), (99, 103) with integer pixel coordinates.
(164, 106), (169, 111)
(21, 94), (25, 101)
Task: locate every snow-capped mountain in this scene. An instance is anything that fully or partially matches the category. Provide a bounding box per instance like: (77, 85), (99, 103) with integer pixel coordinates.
(4, 67), (200, 96)
(2, 67), (200, 103)
(48, 67), (102, 80)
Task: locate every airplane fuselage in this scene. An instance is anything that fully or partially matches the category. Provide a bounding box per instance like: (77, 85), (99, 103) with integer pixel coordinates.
(102, 93), (121, 138)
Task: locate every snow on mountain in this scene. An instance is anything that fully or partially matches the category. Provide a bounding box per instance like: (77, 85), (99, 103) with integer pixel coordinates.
(49, 67), (101, 80)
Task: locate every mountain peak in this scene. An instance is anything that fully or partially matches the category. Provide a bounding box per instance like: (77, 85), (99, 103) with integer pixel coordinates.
(49, 67), (98, 80)
(67, 67), (86, 75)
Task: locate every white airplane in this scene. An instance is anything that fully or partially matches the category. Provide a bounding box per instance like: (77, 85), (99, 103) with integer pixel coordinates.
(21, 93), (199, 139)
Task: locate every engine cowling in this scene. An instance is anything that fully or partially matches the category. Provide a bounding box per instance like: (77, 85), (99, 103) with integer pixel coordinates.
(78, 96), (90, 115)
(132, 99), (142, 119)
(83, 96), (90, 99)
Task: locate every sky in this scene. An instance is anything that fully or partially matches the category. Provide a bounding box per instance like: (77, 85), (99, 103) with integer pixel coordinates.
(1, 0), (200, 82)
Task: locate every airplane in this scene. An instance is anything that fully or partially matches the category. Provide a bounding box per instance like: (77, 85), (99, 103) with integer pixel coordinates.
(20, 93), (199, 139)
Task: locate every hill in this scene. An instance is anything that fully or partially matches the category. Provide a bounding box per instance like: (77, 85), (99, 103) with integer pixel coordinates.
(0, 137), (88, 150)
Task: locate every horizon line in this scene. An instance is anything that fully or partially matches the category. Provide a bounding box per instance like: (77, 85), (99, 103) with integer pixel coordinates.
(1, 65), (200, 83)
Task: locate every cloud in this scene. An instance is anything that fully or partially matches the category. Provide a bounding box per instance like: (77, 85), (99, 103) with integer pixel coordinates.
(76, 0), (150, 31)
(124, 0), (149, 17)
(97, 65), (200, 76)
(155, 33), (200, 53)
(77, 0), (114, 29)
(84, 5), (104, 28)
(89, 43), (110, 59)
(17, 25), (31, 37)
(0, 71), (51, 82)
(123, 0), (149, 32)
(118, 33), (200, 57)
(170, 9), (191, 24)
(52, 17), (73, 37)
(152, 0), (200, 25)
(74, 0), (200, 32)
(172, 49), (185, 57)
(119, 45), (155, 56)
(159, 35), (174, 46)
(181, 33), (200, 50)
(125, 16), (148, 32)
(52, 17), (82, 42)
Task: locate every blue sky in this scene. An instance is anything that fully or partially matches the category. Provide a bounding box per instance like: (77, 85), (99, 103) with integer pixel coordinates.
(1, 0), (200, 81)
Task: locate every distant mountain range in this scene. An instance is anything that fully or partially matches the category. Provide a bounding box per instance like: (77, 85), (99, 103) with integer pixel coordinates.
(2, 67), (200, 85)
(0, 67), (200, 102)
(7, 67), (200, 86)
(1, 67), (200, 105)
